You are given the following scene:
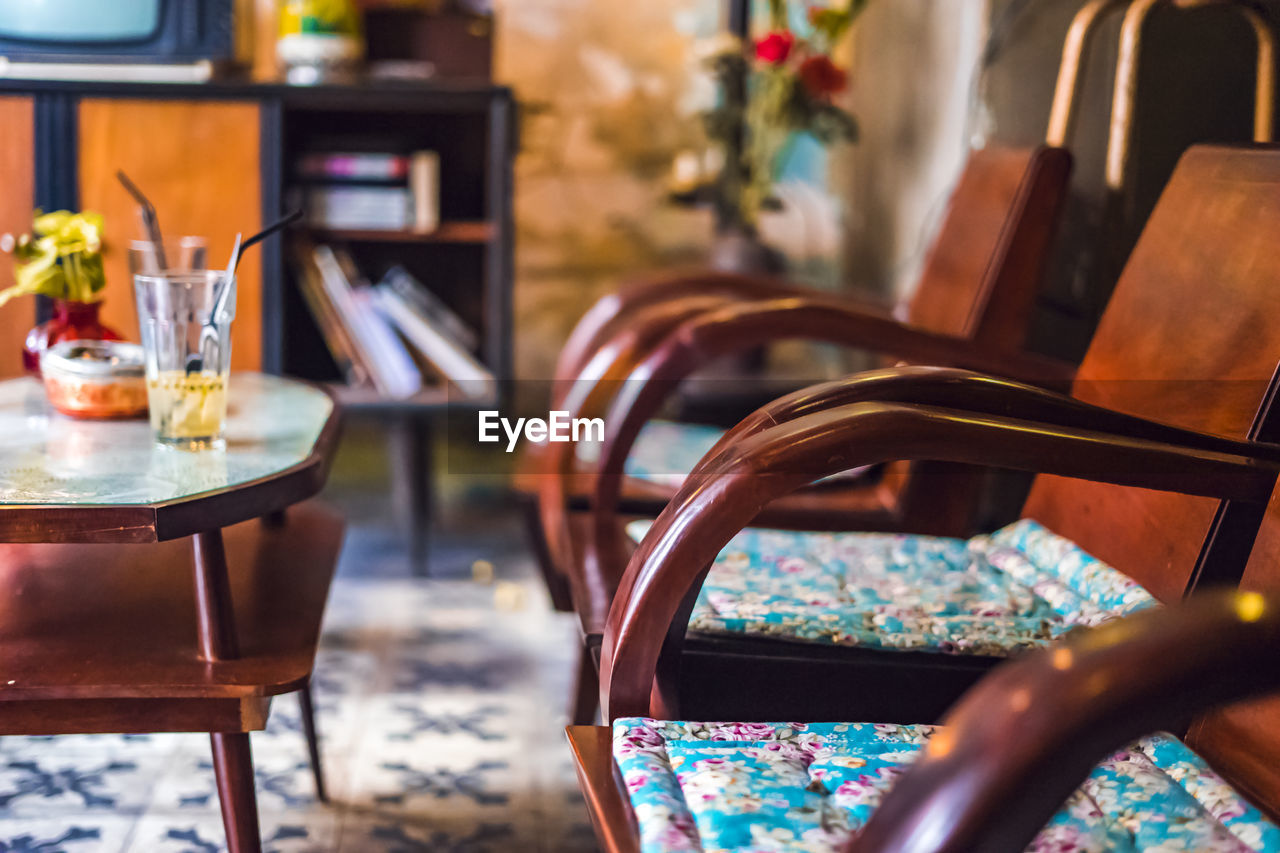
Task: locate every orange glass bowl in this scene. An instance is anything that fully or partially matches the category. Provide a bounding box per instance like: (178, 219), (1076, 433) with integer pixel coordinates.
(40, 340), (148, 419)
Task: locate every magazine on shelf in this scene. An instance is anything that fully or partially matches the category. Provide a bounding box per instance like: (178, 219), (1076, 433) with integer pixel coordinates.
(304, 186), (412, 230)
(311, 244), (423, 399)
(378, 265), (480, 353)
(291, 241), (370, 388)
(296, 152), (410, 182)
(371, 285), (496, 401)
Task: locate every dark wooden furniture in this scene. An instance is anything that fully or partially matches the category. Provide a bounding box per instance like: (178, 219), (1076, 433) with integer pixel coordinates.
(592, 145), (1280, 725)
(0, 75), (517, 574)
(532, 145), (1073, 560)
(0, 373), (344, 853)
(539, 141), (1077, 725)
(568, 590), (1280, 853)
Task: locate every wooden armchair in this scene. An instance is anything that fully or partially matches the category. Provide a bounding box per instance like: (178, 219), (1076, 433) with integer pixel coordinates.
(570, 590), (1280, 853)
(561, 145), (1280, 730)
(523, 142), (1073, 618)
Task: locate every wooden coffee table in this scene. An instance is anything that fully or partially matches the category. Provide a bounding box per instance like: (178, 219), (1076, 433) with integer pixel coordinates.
(0, 372), (344, 853)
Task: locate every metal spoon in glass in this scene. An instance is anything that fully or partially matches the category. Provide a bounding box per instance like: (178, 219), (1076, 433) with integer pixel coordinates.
(185, 209), (303, 375)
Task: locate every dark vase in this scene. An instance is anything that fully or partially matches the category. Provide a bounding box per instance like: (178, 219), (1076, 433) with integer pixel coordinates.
(707, 224), (786, 377)
(22, 299), (123, 376)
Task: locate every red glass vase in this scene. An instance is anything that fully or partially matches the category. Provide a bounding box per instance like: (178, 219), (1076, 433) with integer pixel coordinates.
(22, 299), (123, 376)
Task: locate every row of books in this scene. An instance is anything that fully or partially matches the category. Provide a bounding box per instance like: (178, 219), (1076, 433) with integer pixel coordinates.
(292, 241), (494, 400)
(294, 151), (440, 232)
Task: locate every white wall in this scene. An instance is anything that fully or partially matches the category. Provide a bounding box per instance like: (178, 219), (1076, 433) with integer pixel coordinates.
(838, 0), (990, 301)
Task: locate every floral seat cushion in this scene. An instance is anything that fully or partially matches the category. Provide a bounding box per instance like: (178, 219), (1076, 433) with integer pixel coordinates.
(624, 519), (1158, 657)
(615, 718), (1280, 852)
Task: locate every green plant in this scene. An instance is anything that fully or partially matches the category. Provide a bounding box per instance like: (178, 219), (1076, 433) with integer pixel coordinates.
(0, 210), (107, 308)
(702, 0), (866, 229)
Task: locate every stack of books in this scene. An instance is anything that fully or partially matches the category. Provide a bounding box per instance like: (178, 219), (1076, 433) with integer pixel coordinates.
(292, 240), (495, 401)
(296, 151), (439, 232)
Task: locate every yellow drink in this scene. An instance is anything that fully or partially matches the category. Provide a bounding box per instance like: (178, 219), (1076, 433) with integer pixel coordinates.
(147, 369), (229, 445)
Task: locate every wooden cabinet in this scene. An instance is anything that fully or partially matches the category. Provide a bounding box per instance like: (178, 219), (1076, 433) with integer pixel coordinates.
(79, 98), (264, 370)
(0, 96), (34, 379)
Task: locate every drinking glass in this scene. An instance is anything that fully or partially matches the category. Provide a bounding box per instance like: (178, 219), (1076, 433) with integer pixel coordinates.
(133, 270), (234, 448)
(128, 237), (208, 277)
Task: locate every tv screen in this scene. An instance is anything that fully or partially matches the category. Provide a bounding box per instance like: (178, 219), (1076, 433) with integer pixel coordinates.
(0, 1), (160, 43)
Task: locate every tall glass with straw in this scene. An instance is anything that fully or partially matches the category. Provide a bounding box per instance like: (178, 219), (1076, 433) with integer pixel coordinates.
(133, 268), (235, 448)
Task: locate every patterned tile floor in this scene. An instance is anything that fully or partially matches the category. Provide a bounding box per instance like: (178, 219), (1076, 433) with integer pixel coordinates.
(0, 500), (597, 852)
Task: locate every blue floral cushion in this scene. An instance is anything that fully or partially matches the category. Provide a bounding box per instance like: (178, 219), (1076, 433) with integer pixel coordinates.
(624, 519), (1158, 657)
(615, 718), (1280, 852)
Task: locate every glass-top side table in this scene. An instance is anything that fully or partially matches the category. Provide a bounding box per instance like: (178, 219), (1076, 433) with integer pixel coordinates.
(0, 373), (344, 853)
(0, 372), (333, 504)
(0, 372), (336, 529)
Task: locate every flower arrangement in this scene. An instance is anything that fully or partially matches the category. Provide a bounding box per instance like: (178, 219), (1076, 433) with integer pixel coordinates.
(701, 0), (866, 230)
(0, 210), (107, 308)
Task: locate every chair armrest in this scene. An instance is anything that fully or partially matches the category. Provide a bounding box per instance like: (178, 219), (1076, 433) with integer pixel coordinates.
(690, 366), (1280, 480)
(588, 299), (1076, 577)
(599, 401), (1280, 719)
(551, 270), (828, 408)
(538, 294), (742, 576)
(846, 590), (1280, 853)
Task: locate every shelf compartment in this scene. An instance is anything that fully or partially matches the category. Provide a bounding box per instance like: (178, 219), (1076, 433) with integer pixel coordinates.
(306, 221), (496, 244)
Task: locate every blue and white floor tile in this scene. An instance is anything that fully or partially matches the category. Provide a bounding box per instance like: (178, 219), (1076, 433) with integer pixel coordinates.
(0, 571), (595, 852)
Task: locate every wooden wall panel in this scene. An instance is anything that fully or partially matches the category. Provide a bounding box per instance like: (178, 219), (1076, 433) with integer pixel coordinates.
(0, 97), (34, 379)
(78, 99), (263, 370)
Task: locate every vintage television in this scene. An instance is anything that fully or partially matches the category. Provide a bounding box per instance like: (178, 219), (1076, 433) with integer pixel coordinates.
(0, 0), (241, 83)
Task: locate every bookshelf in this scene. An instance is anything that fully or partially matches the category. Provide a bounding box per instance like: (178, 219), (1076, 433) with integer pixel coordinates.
(274, 86), (514, 406)
(272, 82), (515, 576)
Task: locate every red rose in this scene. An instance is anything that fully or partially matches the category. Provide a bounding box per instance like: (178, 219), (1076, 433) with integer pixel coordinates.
(754, 31), (795, 64)
(798, 54), (848, 97)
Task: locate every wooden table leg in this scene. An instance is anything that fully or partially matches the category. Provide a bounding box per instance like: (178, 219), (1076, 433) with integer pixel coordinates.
(193, 530), (262, 851)
(390, 417), (433, 577)
(192, 529), (240, 661)
(211, 732), (263, 853)
(298, 683), (328, 802)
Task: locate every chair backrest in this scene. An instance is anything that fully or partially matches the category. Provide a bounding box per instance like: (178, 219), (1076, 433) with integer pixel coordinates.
(904, 145), (1071, 352)
(1023, 145), (1280, 604)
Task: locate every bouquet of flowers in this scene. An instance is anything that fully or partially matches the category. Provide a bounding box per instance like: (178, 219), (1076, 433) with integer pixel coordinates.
(702, 0), (866, 229)
(0, 210), (106, 308)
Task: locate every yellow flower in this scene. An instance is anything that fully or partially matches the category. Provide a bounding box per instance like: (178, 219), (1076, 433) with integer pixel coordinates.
(0, 209), (107, 307)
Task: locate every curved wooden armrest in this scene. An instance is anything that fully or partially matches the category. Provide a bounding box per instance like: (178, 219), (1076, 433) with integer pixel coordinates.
(538, 293), (746, 575)
(588, 299), (1077, 578)
(551, 270), (828, 409)
(690, 366), (1280, 481)
(600, 402), (1280, 719)
(846, 590), (1280, 853)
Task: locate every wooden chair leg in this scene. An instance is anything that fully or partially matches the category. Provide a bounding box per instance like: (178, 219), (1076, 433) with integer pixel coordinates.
(210, 732), (263, 853)
(570, 641), (600, 726)
(298, 683), (328, 803)
(520, 494), (575, 613)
